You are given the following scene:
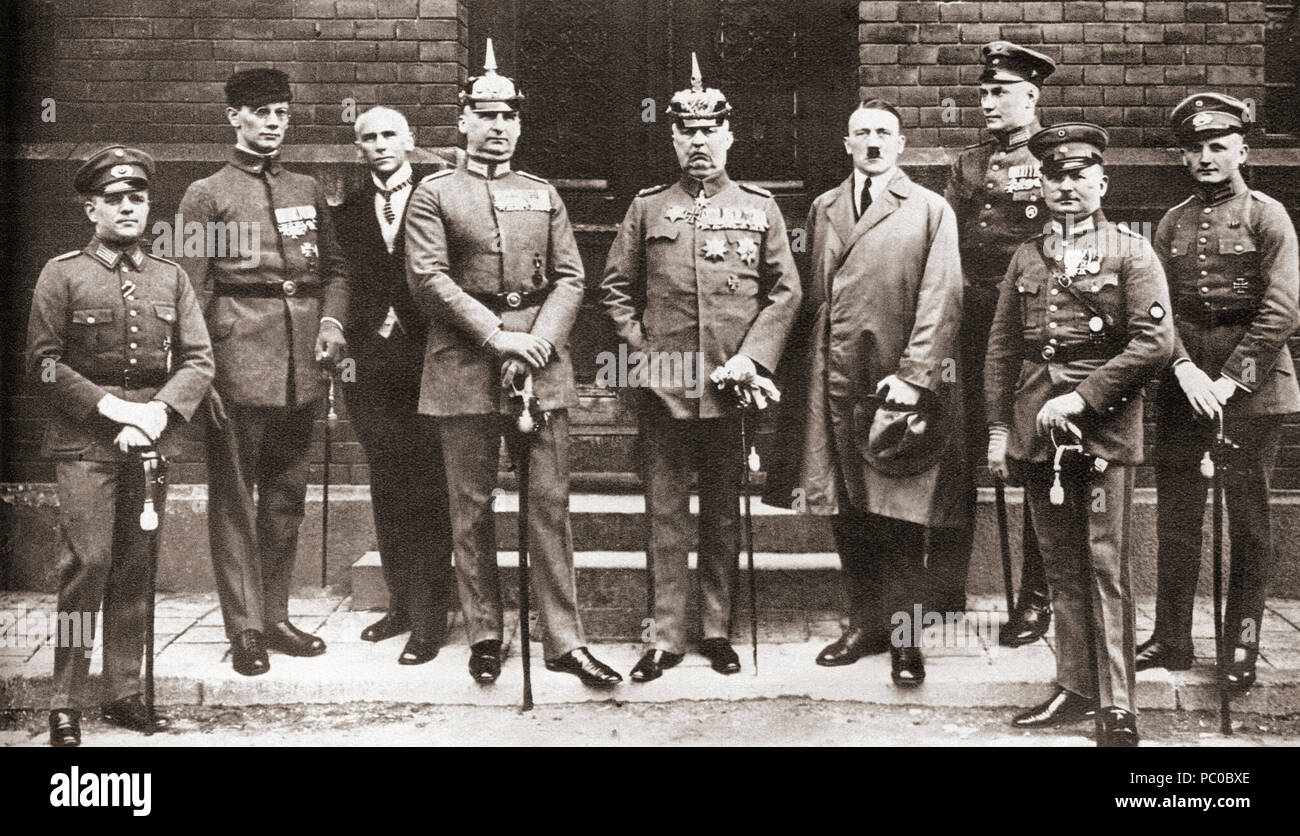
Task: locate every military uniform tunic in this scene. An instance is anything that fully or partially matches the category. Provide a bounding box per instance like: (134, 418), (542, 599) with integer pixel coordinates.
(600, 173), (801, 654)
(175, 146), (350, 637)
(985, 212), (1174, 711)
(1150, 184), (1300, 656)
(404, 158), (586, 660)
(939, 121), (1049, 608)
(26, 239), (213, 709)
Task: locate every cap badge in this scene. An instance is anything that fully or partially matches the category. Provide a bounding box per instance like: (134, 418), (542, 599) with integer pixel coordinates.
(111, 164), (131, 178)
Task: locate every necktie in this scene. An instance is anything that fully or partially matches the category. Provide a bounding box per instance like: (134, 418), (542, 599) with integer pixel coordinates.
(857, 177), (872, 219)
(379, 177), (411, 224)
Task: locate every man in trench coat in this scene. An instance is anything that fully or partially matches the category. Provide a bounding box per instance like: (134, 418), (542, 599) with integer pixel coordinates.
(764, 98), (968, 686)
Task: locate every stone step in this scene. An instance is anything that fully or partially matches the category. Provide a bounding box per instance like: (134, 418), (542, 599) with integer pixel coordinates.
(5, 486), (1300, 602)
(350, 549), (847, 641)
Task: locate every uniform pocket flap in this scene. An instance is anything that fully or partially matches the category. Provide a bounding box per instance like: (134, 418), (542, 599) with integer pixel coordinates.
(645, 223), (680, 241)
(1219, 237), (1258, 255)
(152, 303), (177, 323)
(1079, 273), (1120, 293)
(72, 308), (115, 325)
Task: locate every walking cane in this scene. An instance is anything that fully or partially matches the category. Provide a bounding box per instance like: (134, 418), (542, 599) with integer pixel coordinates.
(321, 375), (337, 588)
(139, 448), (167, 734)
(509, 369), (543, 711)
(994, 480), (1015, 616)
(738, 409), (760, 675)
(1203, 416), (1237, 735)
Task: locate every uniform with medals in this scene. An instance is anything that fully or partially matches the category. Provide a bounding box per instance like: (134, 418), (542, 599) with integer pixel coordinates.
(937, 41), (1055, 642)
(174, 69), (350, 675)
(985, 124), (1174, 745)
(29, 147), (213, 745)
(1139, 93), (1300, 692)
(600, 58), (801, 680)
(404, 44), (622, 687)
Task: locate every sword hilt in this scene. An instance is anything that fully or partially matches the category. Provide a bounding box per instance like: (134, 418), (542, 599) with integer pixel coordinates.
(139, 449), (164, 531)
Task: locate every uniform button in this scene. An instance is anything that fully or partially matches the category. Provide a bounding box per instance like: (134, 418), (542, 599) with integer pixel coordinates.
(984, 203), (992, 210)
(979, 221), (988, 228)
(991, 164), (1000, 171)
(129, 342), (138, 349)
(1200, 286), (1210, 294)
(85, 316), (95, 323)
(128, 358), (138, 365)
(1049, 338), (1059, 345)
(1200, 222), (1210, 229)
(1204, 207), (1213, 215)
(1048, 322), (1057, 328)
(1200, 270), (1208, 277)
(129, 310), (138, 317)
(129, 326), (139, 333)
(987, 182), (995, 189)
(1049, 304), (1058, 312)
(1199, 237), (1207, 244)
(1234, 244), (1243, 252)
(1198, 254), (1207, 261)
(1050, 288), (1059, 295)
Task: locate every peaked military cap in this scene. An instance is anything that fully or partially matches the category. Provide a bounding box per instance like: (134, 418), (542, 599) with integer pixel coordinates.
(74, 145), (154, 195)
(225, 68), (292, 109)
(460, 38), (524, 112)
(1029, 122), (1108, 175)
(1170, 92), (1249, 141)
(980, 41), (1056, 87)
(667, 52), (732, 128)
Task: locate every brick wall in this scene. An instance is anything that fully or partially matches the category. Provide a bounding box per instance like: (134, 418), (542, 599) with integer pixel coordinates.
(857, 1), (1270, 147)
(7, 0), (468, 147)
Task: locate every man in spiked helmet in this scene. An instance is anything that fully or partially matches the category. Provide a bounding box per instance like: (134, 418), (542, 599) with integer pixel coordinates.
(404, 40), (622, 688)
(600, 53), (801, 682)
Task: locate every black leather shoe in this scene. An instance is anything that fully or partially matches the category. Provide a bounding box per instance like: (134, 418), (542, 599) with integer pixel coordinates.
(230, 629), (270, 677)
(816, 627), (889, 667)
(469, 639), (502, 683)
(265, 621), (327, 657)
(1224, 646), (1258, 694)
(49, 709), (80, 747)
(630, 649), (683, 682)
(101, 694), (170, 733)
(1099, 707), (1140, 747)
(889, 645), (925, 687)
(1135, 637), (1193, 672)
(398, 636), (440, 666)
(999, 591), (1051, 647)
(545, 646), (623, 687)
(361, 612), (409, 643)
(698, 638), (741, 675)
(1012, 687), (1098, 728)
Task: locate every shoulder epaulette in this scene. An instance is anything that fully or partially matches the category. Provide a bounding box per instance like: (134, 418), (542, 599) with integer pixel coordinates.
(420, 169), (455, 184)
(517, 170), (549, 184)
(51, 250), (81, 262)
(1250, 189), (1281, 206)
(637, 183), (671, 198)
(1166, 195), (1196, 214)
(145, 252), (181, 267)
(738, 182), (773, 198)
(963, 137), (996, 151)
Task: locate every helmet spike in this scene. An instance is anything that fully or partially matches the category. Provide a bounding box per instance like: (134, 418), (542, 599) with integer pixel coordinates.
(484, 37), (498, 74)
(690, 51), (703, 93)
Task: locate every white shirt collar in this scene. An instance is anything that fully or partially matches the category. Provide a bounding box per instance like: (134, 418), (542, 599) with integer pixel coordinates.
(853, 167), (893, 207)
(373, 161), (413, 191)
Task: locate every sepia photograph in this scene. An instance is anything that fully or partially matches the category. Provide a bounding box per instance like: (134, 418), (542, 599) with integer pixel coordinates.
(0, 0), (1297, 806)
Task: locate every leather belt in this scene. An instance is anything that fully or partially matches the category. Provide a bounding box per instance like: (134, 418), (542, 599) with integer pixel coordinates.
(214, 281), (324, 299)
(470, 287), (549, 312)
(1174, 301), (1256, 327)
(89, 369), (168, 389)
(1022, 338), (1125, 364)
